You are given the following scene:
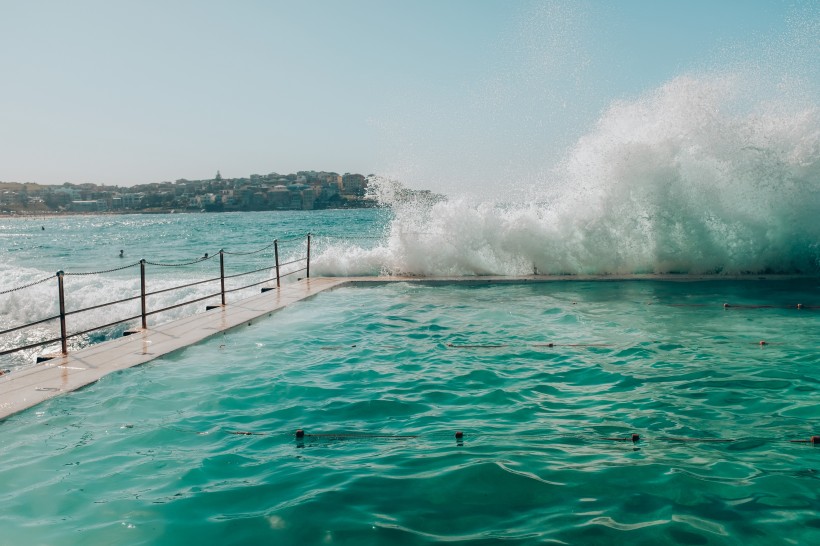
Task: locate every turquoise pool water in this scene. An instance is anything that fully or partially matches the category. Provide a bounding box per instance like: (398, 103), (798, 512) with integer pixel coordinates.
(1, 280), (818, 545)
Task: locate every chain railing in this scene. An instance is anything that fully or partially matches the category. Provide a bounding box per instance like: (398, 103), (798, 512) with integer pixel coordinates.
(0, 234), (312, 363)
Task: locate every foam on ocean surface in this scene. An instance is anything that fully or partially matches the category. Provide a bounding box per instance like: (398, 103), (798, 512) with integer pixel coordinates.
(315, 73), (820, 277)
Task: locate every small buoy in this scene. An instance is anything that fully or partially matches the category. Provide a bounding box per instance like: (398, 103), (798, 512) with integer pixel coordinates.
(723, 303), (730, 308)
(295, 429), (305, 439)
(454, 431), (464, 439)
(631, 433), (640, 443)
(759, 340), (768, 346)
(811, 436), (820, 445)
(797, 303), (803, 309)
(546, 342), (554, 348)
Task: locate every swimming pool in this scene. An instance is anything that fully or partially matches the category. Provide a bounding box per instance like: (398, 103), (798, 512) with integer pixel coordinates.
(0, 280), (818, 545)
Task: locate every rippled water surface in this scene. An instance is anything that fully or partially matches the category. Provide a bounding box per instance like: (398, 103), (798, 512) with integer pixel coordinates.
(1, 280), (818, 545)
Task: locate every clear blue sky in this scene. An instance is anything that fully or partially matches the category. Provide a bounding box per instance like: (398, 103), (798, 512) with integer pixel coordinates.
(0, 0), (816, 193)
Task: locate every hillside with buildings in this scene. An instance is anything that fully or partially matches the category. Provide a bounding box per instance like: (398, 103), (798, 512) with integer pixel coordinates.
(0, 171), (394, 215)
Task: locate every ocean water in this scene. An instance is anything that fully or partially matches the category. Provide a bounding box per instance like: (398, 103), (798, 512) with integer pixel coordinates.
(0, 209), (391, 370)
(0, 279), (818, 545)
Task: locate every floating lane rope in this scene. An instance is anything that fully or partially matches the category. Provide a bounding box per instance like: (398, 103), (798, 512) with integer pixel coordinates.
(659, 437), (736, 443)
(605, 434), (641, 443)
(790, 436), (820, 445)
(446, 343), (507, 349)
(321, 339), (790, 352)
(663, 303), (818, 309)
(446, 342), (613, 349)
(284, 430), (818, 446)
(532, 343), (613, 348)
(141, 426), (820, 447)
(294, 429), (418, 440)
(721, 303), (818, 310)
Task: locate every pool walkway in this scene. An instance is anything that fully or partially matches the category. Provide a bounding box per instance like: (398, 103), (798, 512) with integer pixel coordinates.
(0, 273), (803, 420)
(0, 277), (353, 420)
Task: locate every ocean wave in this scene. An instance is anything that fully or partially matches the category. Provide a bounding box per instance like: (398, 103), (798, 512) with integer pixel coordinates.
(315, 74), (820, 276)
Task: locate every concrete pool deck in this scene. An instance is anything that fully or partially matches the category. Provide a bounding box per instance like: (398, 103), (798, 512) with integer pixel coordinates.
(0, 274), (812, 420)
(0, 277), (353, 420)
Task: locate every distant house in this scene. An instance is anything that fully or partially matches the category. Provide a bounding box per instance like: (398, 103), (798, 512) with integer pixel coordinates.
(269, 185), (291, 209)
(121, 193), (143, 208)
(342, 173), (367, 196)
(71, 200), (107, 212)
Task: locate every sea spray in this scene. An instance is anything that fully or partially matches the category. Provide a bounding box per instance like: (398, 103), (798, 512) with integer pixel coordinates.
(546, 73), (820, 274)
(313, 74), (820, 277)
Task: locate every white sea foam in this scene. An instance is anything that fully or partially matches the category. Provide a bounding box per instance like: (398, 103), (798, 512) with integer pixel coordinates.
(0, 259), (289, 370)
(314, 73), (820, 277)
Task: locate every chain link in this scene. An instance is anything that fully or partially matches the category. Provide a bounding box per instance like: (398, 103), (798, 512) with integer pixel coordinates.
(1, 233), (310, 292)
(63, 261), (142, 276)
(0, 275), (55, 295)
(315, 234), (384, 240)
(144, 255), (214, 267)
(276, 234), (310, 243)
(222, 241), (276, 256)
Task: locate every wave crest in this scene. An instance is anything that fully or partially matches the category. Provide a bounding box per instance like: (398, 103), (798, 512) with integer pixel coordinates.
(315, 75), (820, 276)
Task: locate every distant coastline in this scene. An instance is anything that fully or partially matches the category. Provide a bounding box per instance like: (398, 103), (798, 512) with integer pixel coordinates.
(0, 170), (390, 216)
(0, 203), (383, 218)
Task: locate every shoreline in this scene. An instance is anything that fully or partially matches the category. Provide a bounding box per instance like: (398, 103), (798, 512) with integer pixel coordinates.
(0, 206), (382, 220)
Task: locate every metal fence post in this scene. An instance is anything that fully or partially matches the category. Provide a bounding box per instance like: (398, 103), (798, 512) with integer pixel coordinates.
(57, 270), (67, 355)
(140, 259), (147, 329)
(219, 250), (226, 306)
(274, 239), (280, 288)
(306, 233), (311, 278)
